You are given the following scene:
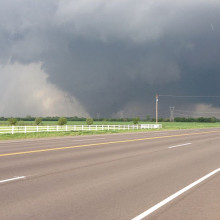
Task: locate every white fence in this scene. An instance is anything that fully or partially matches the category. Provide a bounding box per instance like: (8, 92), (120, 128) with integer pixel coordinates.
(0, 124), (162, 134)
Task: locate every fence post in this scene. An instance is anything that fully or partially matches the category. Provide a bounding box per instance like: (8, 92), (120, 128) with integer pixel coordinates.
(25, 126), (27, 133)
(12, 126), (14, 134)
(102, 125), (104, 130)
(57, 126), (58, 132)
(96, 125), (97, 131)
(82, 125), (84, 131)
(37, 126), (39, 132)
(66, 125), (68, 132)
(108, 125), (109, 130)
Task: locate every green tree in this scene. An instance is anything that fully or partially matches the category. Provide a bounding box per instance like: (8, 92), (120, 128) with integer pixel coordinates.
(35, 117), (42, 125)
(133, 117), (140, 125)
(58, 117), (67, 126)
(86, 118), (93, 125)
(8, 118), (17, 126)
(210, 117), (217, 123)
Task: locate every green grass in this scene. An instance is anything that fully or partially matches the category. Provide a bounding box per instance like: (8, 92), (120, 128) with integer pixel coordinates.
(0, 122), (219, 140)
(161, 122), (220, 130)
(0, 129), (150, 140)
(1, 120), (220, 127)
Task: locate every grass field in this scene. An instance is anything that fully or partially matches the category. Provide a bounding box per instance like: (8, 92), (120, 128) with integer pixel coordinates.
(160, 122), (220, 129)
(0, 121), (219, 140)
(0, 129), (145, 140)
(1, 120), (220, 127)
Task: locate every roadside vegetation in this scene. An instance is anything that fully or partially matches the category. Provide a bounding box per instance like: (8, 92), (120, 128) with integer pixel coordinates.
(0, 116), (219, 126)
(0, 116), (219, 140)
(0, 129), (154, 140)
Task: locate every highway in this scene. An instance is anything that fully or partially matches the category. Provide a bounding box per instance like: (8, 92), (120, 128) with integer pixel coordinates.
(0, 128), (220, 220)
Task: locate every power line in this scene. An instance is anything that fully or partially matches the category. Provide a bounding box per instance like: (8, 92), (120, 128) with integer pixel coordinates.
(158, 95), (220, 98)
(175, 112), (191, 116)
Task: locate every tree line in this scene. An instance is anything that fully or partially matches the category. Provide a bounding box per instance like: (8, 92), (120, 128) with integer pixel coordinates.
(156, 117), (218, 123)
(5, 117), (141, 126)
(0, 116), (219, 126)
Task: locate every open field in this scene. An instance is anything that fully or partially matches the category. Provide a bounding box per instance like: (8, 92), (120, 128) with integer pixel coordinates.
(1, 120), (220, 127)
(160, 122), (220, 129)
(0, 122), (219, 140)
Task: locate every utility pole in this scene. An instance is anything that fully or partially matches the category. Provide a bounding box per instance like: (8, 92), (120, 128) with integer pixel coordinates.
(156, 94), (158, 124)
(170, 107), (175, 122)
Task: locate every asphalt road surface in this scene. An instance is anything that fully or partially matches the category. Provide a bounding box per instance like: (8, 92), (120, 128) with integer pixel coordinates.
(0, 128), (220, 220)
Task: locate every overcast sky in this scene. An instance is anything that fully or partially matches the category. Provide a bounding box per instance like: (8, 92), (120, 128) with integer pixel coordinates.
(0, 0), (220, 118)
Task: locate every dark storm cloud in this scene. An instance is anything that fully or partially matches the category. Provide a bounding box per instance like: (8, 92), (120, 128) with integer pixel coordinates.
(0, 0), (220, 117)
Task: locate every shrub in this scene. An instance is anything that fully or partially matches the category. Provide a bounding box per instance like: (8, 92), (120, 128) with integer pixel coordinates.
(133, 117), (140, 125)
(86, 118), (93, 125)
(35, 117), (42, 125)
(8, 118), (17, 126)
(58, 117), (67, 126)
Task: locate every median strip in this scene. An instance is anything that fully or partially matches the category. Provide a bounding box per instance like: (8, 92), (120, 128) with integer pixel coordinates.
(0, 130), (219, 157)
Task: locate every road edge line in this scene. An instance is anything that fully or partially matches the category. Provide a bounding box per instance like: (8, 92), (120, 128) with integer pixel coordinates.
(0, 176), (26, 183)
(132, 168), (220, 220)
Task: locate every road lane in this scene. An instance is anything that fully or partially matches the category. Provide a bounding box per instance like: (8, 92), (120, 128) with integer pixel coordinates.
(0, 129), (219, 155)
(0, 130), (219, 179)
(0, 128), (220, 219)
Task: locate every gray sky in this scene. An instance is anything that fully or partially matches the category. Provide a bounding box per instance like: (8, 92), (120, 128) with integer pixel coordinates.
(0, 0), (220, 118)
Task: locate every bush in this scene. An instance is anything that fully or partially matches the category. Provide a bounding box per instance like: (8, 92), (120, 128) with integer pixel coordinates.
(8, 118), (17, 126)
(35, 117), (42, 125)
(86, 118), (93, 125)
(58, 117), (67, 126)
(133, 117), (140, 125)
(210, 117), (217, 123)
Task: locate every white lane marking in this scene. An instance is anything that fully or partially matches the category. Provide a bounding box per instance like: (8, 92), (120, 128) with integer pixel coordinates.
(73, 138), (106, 142)
(168, 143), (192, 149)
(132, 168), (220, 220)
(0, 176), (26, 183)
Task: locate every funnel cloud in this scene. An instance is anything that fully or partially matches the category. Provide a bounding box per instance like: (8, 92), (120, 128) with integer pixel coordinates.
(0, 0), (220, 117)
